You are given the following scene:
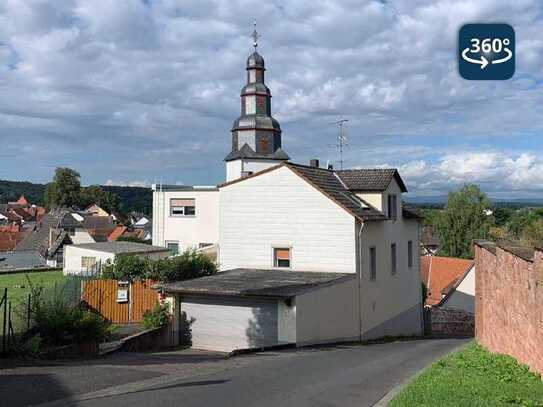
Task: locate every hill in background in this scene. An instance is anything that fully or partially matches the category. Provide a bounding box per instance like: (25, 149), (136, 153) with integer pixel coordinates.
(0, 179), (152, 215)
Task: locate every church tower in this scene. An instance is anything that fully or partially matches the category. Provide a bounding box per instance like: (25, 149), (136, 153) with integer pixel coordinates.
(225, 22), (289, 182)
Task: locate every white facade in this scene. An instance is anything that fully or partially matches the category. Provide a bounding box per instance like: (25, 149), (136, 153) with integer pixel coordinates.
(220, 166), (356, 273)
(226, 159), (282, 182)
(63, 244), (169, 275)
(69, 229), (95, 245)
(152, 186), (220, 253)
(441, 265), (475, 313)
(155, 164), (423, 350)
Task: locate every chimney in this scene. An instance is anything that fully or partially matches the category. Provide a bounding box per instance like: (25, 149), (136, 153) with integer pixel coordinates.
(309, 159), (319, 168)
(327, 162), (334, 170)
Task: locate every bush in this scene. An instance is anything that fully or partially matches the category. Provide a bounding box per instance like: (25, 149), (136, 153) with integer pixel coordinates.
(101, 254), (154, 281)
(157, 249), (218, 283)
(142, 303), (170, 329)
(100, 249), (218, 283)
(27, 280), (110, 347)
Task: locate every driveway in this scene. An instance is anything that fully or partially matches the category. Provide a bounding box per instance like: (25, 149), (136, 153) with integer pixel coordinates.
(0, 338), (469, 407)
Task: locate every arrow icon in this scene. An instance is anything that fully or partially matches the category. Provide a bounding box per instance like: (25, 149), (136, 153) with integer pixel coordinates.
(492, 48), (512, 65)
(462, 48), (489, 69)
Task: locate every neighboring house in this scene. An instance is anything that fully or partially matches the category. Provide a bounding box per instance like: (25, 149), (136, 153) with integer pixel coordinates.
(0, 250), (47, 273)
(153, 41), (424, 352)
(85, 203), (110, 217)
(421, 225), (440, 256)
(82, 215), (117, 242)
(108, 225), (148, 242)
(0, 224), (26, 251)
(420, 256), (474, 311)
(63, 242), (170, 275)
(439, 263), (476, 313)
(59, 213), (96, 244)
(15, 213), (72, 267)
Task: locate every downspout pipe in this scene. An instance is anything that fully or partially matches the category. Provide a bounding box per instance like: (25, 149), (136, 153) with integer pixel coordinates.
(357, 220), (364, 342)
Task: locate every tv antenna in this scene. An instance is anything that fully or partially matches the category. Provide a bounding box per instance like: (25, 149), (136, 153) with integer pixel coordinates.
(329, 119), (349, 169)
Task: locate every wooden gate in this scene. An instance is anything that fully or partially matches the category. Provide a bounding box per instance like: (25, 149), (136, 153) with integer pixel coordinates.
(82, 279), (158, 323)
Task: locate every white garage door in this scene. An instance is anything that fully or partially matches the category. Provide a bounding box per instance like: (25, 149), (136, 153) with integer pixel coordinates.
(182, 296), (278, 352)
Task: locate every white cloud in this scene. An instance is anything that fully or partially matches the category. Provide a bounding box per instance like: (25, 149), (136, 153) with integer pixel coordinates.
(0, 0), (542, 197)
(397, 151), (543, 195)
(105, 179), (150, 188)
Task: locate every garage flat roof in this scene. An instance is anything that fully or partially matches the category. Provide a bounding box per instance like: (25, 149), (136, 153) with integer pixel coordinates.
(157, 268), (355, 298)
(70, 242), (169, 255)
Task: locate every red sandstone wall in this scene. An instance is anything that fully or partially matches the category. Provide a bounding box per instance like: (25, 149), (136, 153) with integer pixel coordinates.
(475, 245), (543, 376)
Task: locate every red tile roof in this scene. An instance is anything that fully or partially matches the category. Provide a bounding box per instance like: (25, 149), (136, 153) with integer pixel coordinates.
(420, 256), (474, 306)
(108, 226), (127, 241)
(15, 195), (29, 206)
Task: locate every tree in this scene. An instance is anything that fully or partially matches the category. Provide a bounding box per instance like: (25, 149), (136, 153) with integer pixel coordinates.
(44, 167), (81, 208)
(79, 185), (121, 214)
(437, 184), (492, 259)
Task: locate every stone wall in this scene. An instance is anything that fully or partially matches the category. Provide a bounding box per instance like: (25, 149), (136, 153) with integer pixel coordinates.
(430, 307), (474, 338)
(475, 241), (543, 376)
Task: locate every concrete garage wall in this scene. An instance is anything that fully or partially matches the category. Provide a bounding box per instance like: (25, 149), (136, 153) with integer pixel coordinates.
(219, 166), (356, 273)
(296, 277), (359, 345)
(63, 246), (115, 275)
(358, 182), (423, 339)
(278, 300), (296, 344)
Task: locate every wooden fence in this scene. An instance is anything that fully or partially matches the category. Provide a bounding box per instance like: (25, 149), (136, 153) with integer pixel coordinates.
(82, 279), (158, 324)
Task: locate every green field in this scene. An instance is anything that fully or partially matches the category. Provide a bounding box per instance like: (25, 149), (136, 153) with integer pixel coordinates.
(0, 270), (67, 305)
(391, 342), (543, 407)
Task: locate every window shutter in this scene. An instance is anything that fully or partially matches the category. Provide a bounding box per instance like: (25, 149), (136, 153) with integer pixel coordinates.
(275, 248), (290, 260)
(171, 198), (195, 206)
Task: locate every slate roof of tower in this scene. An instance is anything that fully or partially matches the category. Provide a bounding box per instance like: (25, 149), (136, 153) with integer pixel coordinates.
(336, 168), (408, 192)
(224, 144), (290, 162)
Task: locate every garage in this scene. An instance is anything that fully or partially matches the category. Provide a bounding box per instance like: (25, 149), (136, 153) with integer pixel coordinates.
(157, 268), (356, 352)
(182, 296), (278, 352)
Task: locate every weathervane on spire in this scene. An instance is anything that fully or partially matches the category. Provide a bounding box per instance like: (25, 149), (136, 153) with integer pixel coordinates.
(251, 19), (259, 50)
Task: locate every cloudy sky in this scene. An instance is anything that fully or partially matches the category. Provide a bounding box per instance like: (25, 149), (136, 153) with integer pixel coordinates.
(1, 0), (542, 198)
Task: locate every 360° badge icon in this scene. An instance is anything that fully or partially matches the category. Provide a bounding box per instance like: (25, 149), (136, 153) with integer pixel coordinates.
(458, 23), (515, 80)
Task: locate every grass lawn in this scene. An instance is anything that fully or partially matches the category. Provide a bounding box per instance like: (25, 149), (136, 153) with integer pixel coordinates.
(0, 270), (67, 305)
(391, 342), (543, 407)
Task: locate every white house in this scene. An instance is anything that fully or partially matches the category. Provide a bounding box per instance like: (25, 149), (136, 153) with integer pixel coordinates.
(153, 35), (423, 352)
(63, 241), (170, 275)
(440, 264), (476, 314)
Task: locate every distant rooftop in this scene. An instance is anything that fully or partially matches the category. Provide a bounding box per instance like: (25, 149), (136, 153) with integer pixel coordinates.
(70, 241), (169, 255)
(0, 250), (47, 272)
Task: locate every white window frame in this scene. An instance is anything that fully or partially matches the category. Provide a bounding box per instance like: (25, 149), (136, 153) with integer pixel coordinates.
(272, 246), (292, 269)
(170, 198), (196, 217)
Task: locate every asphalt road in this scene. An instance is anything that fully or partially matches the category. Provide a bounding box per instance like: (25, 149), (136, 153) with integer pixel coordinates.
(48, 338), (468, 407)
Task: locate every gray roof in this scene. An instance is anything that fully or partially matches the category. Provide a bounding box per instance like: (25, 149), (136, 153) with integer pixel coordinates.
(336, 168), (408, 192)
(287, 163), (387, 221)
(402, 204), (424, 220)
(15, 213), (61, 255)
(0, 250), (47, 272)
(59, 213), (82, 229)
(157, 268), (355, 298)
(71, 241), (169, 255)
(224, 144), (289, 162)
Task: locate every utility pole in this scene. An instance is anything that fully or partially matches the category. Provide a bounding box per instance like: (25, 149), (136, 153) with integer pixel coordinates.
(330, 119), (349, 170)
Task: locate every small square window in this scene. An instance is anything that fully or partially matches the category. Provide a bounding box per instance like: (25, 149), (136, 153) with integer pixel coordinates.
(166, 242), (179, 255)
(273, 248), (291, 268)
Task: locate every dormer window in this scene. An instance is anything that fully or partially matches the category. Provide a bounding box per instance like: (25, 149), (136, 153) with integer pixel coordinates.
(387, 194), (398, 219)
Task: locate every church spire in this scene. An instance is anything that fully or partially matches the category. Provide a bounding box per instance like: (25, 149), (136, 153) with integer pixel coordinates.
(224, 23), (289, 165)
